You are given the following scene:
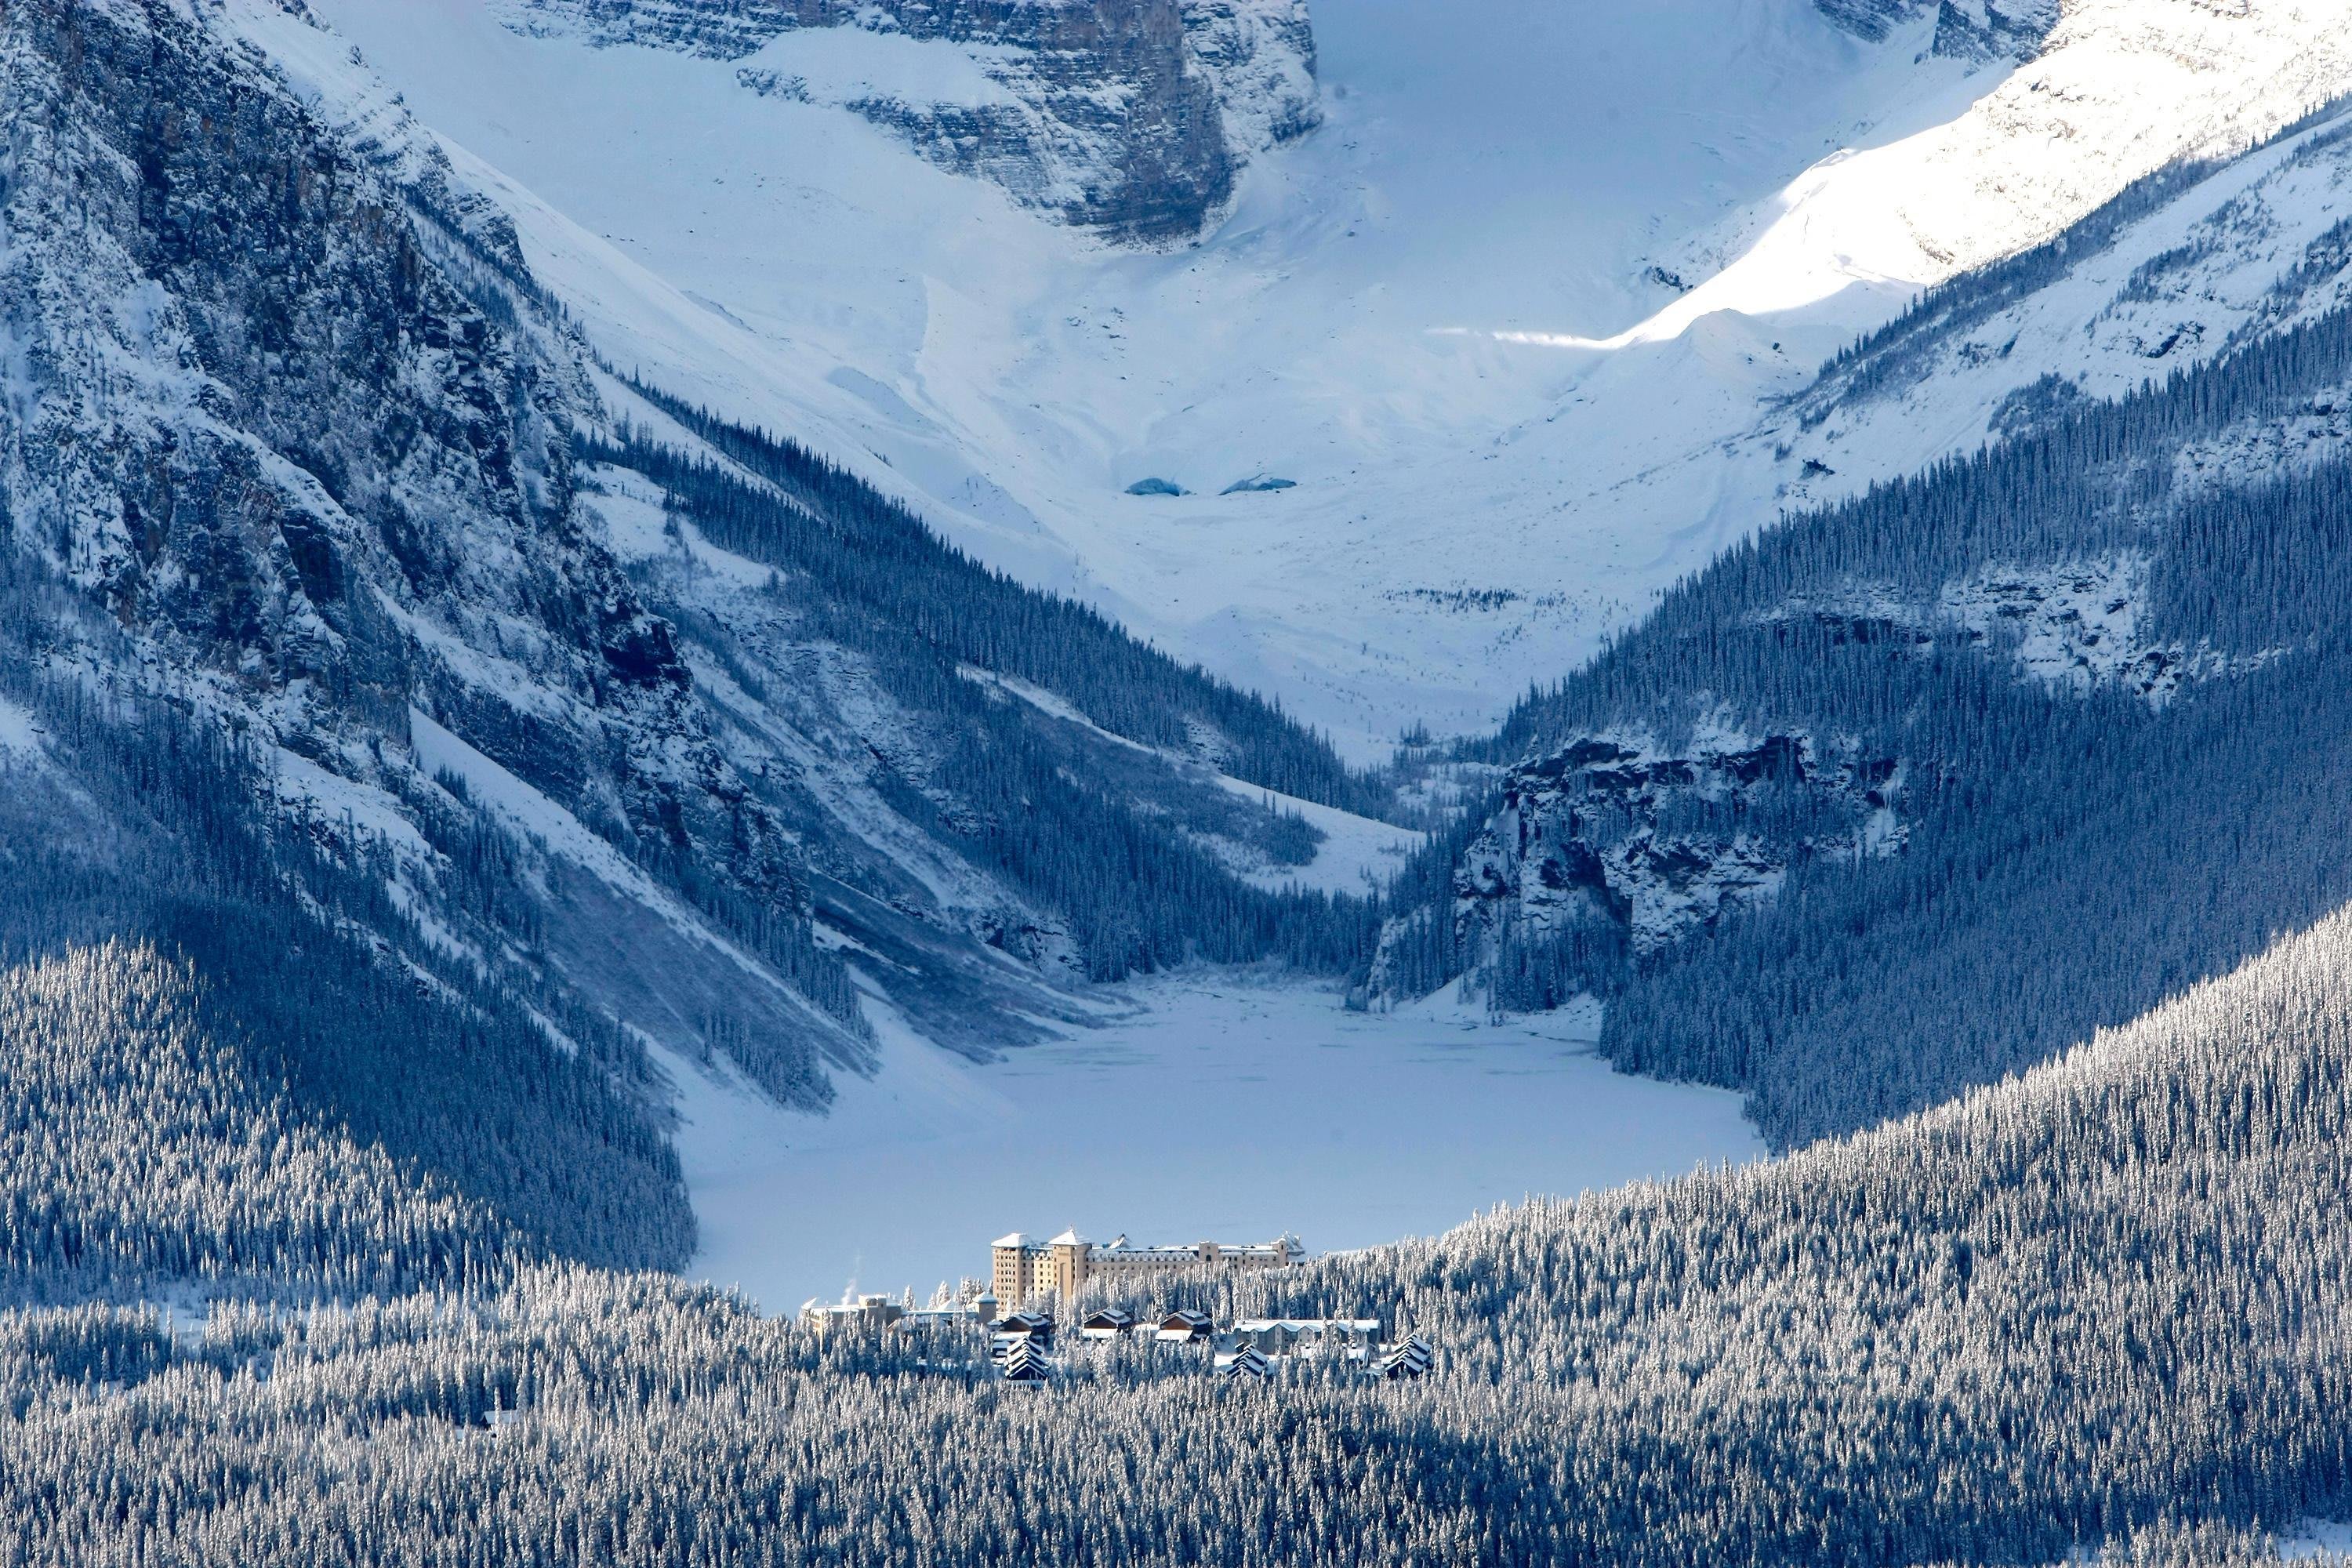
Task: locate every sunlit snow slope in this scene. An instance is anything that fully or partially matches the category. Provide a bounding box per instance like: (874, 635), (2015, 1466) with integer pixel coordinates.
(295, 0), (2352, 757)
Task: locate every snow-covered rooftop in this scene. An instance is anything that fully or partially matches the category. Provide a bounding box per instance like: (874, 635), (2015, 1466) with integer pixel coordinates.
(1232, 1319), (1380, 1335)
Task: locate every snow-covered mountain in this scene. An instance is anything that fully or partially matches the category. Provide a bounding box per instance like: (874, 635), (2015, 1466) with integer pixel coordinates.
(6, 0), (2336, 1143)
(24, 6), (2352, 1560)
(12, 0), (2349, 1152)
(1379, 92), (2352, 1047)
(0, 0), (1420, 1278)
(1365, 100), (2352, 1149)
(263, 0), (2352, 758)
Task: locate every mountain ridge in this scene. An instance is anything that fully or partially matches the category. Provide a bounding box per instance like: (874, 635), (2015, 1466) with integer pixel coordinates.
(0, 0), (1397, 1270)
(496, 0), (1319, 241)
(293, 0), (2352, 755)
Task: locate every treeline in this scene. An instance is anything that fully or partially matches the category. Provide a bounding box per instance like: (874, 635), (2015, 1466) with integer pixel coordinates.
(592, 430), (1385, 983)
(1372, 269), (2352, 1143)
(18, 901), (2352, 1563)
(1808, 98), (2352, 417)
(1508, 281), (2352, 759)
(608, 378), (1389, 818)
(0, 637), (694, 1282)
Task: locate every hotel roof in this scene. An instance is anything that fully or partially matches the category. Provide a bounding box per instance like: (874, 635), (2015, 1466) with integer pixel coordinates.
(1232, 1319), (1381, 1334)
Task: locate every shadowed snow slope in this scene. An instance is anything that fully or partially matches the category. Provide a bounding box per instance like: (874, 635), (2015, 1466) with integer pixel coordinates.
(282, 0), (2352, 756)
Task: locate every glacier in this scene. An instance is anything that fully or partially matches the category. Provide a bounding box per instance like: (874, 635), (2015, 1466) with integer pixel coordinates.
(281, 0), (2352, 757)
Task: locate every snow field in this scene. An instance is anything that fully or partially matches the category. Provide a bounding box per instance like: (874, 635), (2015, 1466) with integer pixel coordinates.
(291, 0), (2352, 756)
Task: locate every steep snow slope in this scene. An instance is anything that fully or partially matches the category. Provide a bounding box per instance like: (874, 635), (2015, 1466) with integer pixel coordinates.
(292, 0), (2352, 757)
(0, 0), (1410, 1184)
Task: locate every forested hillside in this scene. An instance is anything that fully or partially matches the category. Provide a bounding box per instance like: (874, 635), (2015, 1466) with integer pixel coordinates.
(1375, 186), (2352, 1147)
(0, 641), (692, 1282)
(0, 0), (1394, 1216)
(18, 891), (2352, 1563)
(0, 943), (515, 1301)
(610, 380), (1381, 817)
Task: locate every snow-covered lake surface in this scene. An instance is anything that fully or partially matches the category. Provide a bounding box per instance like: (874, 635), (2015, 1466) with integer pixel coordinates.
(675, 973), (1761, 1312)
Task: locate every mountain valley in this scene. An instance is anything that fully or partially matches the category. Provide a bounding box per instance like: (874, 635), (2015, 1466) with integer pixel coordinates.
(9, 1), (2352, 1563)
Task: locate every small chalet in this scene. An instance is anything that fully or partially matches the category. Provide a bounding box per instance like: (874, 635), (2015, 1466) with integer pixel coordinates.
(998, 1308), (1054, 1342)
(1080, 1308), (1134, 1341)
(1154, 1309), (1214, 1345)
(1000, 1341), (1052, 1384)
(1375, 1335), (1434, 1381)
(1214, 1346), (1273, 1381)
(989, 1311), (1055, 1363)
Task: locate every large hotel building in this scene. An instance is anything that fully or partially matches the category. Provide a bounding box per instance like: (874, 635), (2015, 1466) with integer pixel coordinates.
(991, 1229), (1305, 1305)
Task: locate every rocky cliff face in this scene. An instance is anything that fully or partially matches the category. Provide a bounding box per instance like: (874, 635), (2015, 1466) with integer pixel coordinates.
(500, 0), (1319, 241)
(0, 0), (1377, 1121)
(1815, 0), (2053, 60)
(0, 0), (880, 1100)
(1180, 0), (1318, 151)
(1370, 725), (1901, 1003)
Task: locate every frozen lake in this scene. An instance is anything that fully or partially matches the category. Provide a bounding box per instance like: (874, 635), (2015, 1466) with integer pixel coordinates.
(675, 972), (1763, 1312)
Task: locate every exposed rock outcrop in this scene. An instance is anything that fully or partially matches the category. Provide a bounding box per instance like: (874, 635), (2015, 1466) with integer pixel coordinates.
(1814, 0), (2053, 61)
(500, 0), (1320, 241)
(1371, 726), (1901, 1002)
(1761, 557), (2290, 707)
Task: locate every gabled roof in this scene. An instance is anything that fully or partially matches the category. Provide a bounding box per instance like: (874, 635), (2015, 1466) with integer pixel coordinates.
(1233, 1318), (1381, 1335)
(1216, 1348), (1273, 1379)
(1047, 1228), (1089, 1247)
(1375, 1339), (1433, 1379)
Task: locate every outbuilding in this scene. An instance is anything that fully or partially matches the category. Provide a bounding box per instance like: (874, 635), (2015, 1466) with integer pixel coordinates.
(1375, 1336), (1433, 1381)
(1215, 1346), (1273, 1381)
(998, 1309), (1054, 1343)
(1154, 1309), (1214, 1345)
(1080, 1308), (1135, 1340)
(1001, 1341), (1052, 1383)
